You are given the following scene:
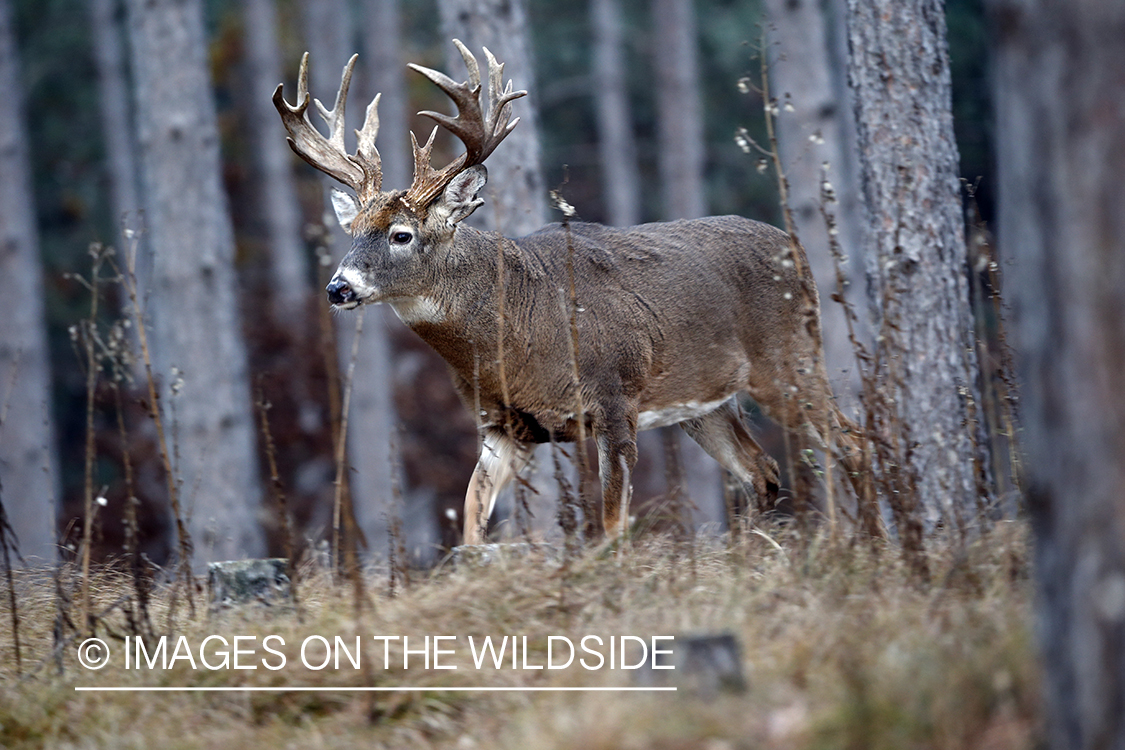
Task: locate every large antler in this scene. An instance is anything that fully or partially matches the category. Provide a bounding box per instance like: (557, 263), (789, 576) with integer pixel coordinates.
(402, 40), (526, 210)
(273, 53), (383, 203)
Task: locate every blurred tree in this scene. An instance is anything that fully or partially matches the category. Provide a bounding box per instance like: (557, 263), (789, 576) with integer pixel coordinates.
(300, 0), (405, 562)
(241, 0), (308, 324)
(0, 0), (59, 566)
(765, 0), (864, 400)
(591, 0), (640, 228)
(88, 0), (141, 257)
(653, 0), (705, 220)
(359, 0), (444, 562)
(992, 0), (1125, 745)
(437, 0), (547, 236)
(845, 0), (985, 529)
(651, 0), (724, 523)
(362, 0), (411, 192)
(437, 0), (559, 540)
(125, 0), (265, 562)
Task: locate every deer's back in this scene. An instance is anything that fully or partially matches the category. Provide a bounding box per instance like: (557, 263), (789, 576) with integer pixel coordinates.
(512, 216), (816, 409)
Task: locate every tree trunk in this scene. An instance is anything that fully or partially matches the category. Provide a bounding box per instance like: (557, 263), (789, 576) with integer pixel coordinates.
(650, 0), (722, 523)
(765, 0), (864, 401)
(438, 0), (558, 541)
(242, 0), (309, 323)
(437, 0), (548, 236)
(125, 0), (264, 563)
(844, 0), (984, 530)
(591, 0), (641, 227)
(653, 0), (705, 220)
(992, 1), (1125, 746)
(301, 0), (403, 561)
(88, 0), (142, 252)
(0, 0), (59, 566)
(362, 0), (410, 193)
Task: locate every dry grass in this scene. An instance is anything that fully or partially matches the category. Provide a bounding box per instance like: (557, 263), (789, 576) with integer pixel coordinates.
(0, 521), (1037, 749)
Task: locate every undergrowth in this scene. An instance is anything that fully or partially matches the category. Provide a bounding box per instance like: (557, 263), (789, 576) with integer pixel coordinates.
(0, 521), (1037, 749)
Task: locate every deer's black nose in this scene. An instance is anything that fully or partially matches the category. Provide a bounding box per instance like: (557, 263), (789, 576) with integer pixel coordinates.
(326, 279), (356, 305)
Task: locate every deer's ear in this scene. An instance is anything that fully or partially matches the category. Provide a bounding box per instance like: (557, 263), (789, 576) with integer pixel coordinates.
(331, 188), (360, 233)
(435, 165), (487, 226)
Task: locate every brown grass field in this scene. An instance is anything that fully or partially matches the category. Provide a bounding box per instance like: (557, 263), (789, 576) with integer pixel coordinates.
(0, 520), (1038, 750)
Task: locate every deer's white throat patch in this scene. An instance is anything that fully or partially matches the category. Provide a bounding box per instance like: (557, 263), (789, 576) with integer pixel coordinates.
(390, 296), (445, 324)
(637, 398), (730, 431)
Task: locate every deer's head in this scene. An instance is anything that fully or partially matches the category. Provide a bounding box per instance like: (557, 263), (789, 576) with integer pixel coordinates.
(273, 41), (525, 309)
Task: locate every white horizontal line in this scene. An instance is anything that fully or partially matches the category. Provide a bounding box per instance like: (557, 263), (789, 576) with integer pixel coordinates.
(75, 686), (676, 692)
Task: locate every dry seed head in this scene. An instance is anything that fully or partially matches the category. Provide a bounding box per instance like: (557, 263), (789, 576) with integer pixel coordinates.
(735, 128), (751, 153)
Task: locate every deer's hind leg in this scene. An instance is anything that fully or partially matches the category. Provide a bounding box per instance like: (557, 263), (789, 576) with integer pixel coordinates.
(679, 397), (781, 517)
(592, 400), (639, 539)
(745, 357), (879, 535)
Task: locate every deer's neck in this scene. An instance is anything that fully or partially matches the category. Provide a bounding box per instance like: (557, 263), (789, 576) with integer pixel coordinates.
(398, 226), (533, 395)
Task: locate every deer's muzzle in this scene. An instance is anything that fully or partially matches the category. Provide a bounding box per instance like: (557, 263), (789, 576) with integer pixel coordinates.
(326, 279), (358, 307)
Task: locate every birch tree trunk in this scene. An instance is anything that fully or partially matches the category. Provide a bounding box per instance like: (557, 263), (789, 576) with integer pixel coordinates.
(653, 0), (705, 220)
(992, 1), (1125, 746)
(126, 0), (265, 563)
(242, 0), (309, 323)
(845, 0), (984, 529)
(0, 0), (59, 566)
(765, 0), (863, 400)
(591, 0), (641, 228)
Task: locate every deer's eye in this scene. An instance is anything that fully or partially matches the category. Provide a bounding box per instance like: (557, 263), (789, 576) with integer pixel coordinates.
(390, 231), (413, 245)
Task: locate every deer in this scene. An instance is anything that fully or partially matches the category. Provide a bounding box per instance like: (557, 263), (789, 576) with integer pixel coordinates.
(274, 41), (871, 545)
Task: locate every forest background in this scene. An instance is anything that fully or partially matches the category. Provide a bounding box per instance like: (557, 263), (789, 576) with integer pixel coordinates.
(4, 0), (992, 566)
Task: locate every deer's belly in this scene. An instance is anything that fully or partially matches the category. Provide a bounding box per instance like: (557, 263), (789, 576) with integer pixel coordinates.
(636, 397), (731, 431)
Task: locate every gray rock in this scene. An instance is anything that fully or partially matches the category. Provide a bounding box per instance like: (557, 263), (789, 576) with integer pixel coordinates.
(634, 631), (748, 695)
(207, 558), (291, 611)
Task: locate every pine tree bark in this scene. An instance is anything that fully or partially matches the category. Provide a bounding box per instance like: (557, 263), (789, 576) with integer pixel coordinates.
(125, 0), (265, 562)
(992, 1), (1125, 746)
(242, 0), (308, 323)
(591, 0), (641, 227)
(653, 0), (705, 220)
(0, 0), (59, 565)
(845, 0), (983, 529)
(765, 0), (864, 400)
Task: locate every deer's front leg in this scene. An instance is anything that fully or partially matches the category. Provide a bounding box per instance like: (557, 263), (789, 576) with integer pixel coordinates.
(594, 404), (639, 538)
(463, 428), (528, 544)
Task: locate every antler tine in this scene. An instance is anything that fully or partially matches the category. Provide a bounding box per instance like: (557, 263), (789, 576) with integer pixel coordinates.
(313, 54), (358, 155)
(273, 52), (383, 201)
(453, 38), (481, 91)
(354, 93), (383, 194)
(482, 47), (524, 149)
(402, 40), (526, 210)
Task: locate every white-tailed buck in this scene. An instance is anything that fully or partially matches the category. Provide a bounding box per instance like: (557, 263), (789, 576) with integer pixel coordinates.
(274, 41), (868, 544)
